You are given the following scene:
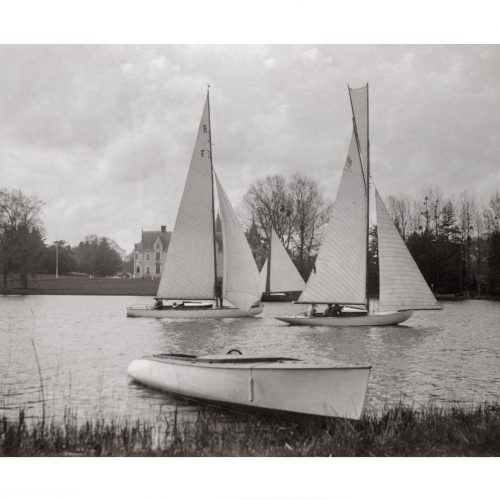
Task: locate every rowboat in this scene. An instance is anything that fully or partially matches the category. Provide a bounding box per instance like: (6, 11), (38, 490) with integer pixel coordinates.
(276, 84), (441, 327)
(127, 352), (371, 419)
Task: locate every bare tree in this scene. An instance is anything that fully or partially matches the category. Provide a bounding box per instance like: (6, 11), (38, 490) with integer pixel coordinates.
(0, 188), (45, 288)
(386, 194), (412, 240)
(242, 174), (331, 278)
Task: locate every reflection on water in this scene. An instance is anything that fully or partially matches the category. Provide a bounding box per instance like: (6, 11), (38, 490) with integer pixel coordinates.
(1, 295), (499, 422)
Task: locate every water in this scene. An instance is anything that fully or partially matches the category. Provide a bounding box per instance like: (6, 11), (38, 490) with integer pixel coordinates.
(1, 295), (499, 422)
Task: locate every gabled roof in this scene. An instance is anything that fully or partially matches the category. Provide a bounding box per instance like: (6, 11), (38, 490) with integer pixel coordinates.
(136, 230), (172, 252)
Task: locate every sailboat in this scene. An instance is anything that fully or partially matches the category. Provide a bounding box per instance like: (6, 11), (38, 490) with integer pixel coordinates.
(258, 229), (306, 302)
(276, 84), (441, 327)
(127, 91), (263, 319)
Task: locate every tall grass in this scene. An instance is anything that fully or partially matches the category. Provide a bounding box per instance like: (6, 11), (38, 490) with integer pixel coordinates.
(1, 402), (499, 456)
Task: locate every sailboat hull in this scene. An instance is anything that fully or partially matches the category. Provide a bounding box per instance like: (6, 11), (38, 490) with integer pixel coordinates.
(261, 291), (302, 302)
(275, 309), (413, 327)
(127, 354), (371, 419)
(127, 304), (263, 319)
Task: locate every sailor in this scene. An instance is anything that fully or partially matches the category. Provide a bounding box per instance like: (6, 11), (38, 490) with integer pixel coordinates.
(332, 303), (343, 317)
(216, 278), (223, 308)
(324, 304), (334, 317)
(154, 298), (163, 310)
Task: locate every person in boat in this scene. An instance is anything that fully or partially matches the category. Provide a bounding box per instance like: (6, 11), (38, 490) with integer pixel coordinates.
(323, 304), (334, 317)
(306, 303), (317, 317)
(154, 298), (163, 310)
(216, 278), (223, 308)
(332, 303), (343, 317)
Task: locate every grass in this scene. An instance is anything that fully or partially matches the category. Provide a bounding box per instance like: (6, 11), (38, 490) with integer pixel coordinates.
(2, 402), (499, 456)
(1, 273), (158, 296)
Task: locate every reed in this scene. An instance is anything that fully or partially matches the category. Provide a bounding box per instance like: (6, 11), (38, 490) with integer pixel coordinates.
(1, 402), (499, 456)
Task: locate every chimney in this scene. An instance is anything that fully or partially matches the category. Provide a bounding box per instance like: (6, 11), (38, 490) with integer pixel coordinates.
(161, 225), (166, 233)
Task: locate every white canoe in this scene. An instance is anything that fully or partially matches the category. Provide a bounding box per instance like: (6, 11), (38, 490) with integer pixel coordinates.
(127, 352), (371, 419)
(127, 303), (264, 319)
(275, 309), (413, 327)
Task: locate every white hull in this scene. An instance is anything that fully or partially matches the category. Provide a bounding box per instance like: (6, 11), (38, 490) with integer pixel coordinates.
(127, 304), (263, 319)
(275, 309), (413, 327)
(127, 354), (371, 419)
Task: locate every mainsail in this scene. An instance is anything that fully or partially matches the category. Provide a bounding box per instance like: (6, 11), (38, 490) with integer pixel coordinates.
(375, 190), (442, 311)
(258, 230), (306, 293)
(348, 84), (369, 178)
(298, 131), (367, 304)
(156, 96), (215, 299)
(215, 174), (261, 311)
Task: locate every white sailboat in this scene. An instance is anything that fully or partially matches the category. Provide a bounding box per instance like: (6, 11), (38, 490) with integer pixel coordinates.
(127, 92), (263, 319)
(259, 229), (306, 301)
(276, 84), (441, 327)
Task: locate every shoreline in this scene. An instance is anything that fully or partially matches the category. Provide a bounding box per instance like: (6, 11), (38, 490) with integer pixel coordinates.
(2, 402), (499, 456)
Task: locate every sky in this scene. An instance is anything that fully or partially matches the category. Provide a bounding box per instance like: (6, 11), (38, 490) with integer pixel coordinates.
(1, 44), (499, 252)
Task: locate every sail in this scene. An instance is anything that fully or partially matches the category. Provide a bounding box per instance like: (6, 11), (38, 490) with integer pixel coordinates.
(348, 84), (369, 178)
(258, 258), (268, 294)
(375, 189), (442, 311)
(263, 230), (306, 292)
(156, 96), (215, 299)
(298, 131), (367, 304)
(215, 174), (261, 311)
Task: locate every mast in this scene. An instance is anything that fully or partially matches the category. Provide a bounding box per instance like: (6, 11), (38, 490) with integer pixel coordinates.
(366, 83), (371, 311)
(265, 229), (272, 293)
(207, 86), (218, 299)
(348, 83), (370, 310)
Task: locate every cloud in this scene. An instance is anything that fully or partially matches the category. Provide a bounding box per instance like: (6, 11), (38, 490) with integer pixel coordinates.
(0, 45), (499, 252)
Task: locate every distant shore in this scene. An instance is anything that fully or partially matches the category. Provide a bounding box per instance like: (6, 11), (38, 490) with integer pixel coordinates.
(2, 402), (499, 456)
(0, 273), (158, 296)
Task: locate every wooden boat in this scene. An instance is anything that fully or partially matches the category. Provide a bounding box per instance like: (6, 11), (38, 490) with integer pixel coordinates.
(127, 90), (263, 319)
(276, 84), (441, 327)
(259, 229), (306, 302)
(127, 352), (371, 419)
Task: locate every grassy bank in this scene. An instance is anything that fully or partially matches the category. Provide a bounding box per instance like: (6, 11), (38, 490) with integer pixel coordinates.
(0, 274), (158, 296)
(2, 403), (499, 456)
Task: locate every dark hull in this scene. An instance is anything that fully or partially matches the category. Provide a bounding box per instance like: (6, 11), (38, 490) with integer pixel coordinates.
(261, 291), (302, 302)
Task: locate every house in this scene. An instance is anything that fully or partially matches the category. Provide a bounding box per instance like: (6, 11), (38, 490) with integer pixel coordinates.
(133, 219), (223, 280)
(133, 226), (172, 279)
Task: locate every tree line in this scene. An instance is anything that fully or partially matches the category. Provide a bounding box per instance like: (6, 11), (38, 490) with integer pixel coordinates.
(1, 188), (125, 289)
(242, 177), (500, 296)
(2, 181), (500, 296)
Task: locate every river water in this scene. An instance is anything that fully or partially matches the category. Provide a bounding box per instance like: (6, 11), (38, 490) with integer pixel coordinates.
(1, 295), (499, 422)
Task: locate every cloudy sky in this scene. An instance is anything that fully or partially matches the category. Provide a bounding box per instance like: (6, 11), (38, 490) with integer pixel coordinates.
(1, 45), (499, 252)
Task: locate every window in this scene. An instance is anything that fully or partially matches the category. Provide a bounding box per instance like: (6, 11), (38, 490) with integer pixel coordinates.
(146, 266), (150, 274)
(136, 266), (140, 273)
(146, 254), (150, 260)
(156, 243), (160, 249)
(135, 253), (139, 259)
(155, 252), (160, 260)
(156, 263), (161, 274)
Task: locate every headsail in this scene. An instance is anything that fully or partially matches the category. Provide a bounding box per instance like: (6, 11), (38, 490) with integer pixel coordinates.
(298, 131), (367, 304)
(259, 230), (305, 293)
(215, 174), (261, 311)
(375, 190), (442, 311)
(156, 96), (215, 299)
(348, 84), (369, 179)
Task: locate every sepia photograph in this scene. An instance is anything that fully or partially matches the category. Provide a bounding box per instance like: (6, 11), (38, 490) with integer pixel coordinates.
(1, 2), (499, 499)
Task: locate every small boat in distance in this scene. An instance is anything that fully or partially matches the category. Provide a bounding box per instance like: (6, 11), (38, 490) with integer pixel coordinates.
(276, 84), (441, 327)
(127, 351), (371, 419)
(259, 229), (306, 302)
(127, 90), (263, 319)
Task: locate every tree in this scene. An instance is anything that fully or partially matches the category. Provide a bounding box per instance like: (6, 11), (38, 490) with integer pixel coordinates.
(0, 188), (45, 288)
(73, 235), (122, 276)
(242, 174), (330, 279)
(386, 194), (412, 240)
(39, 240), (76, 274)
